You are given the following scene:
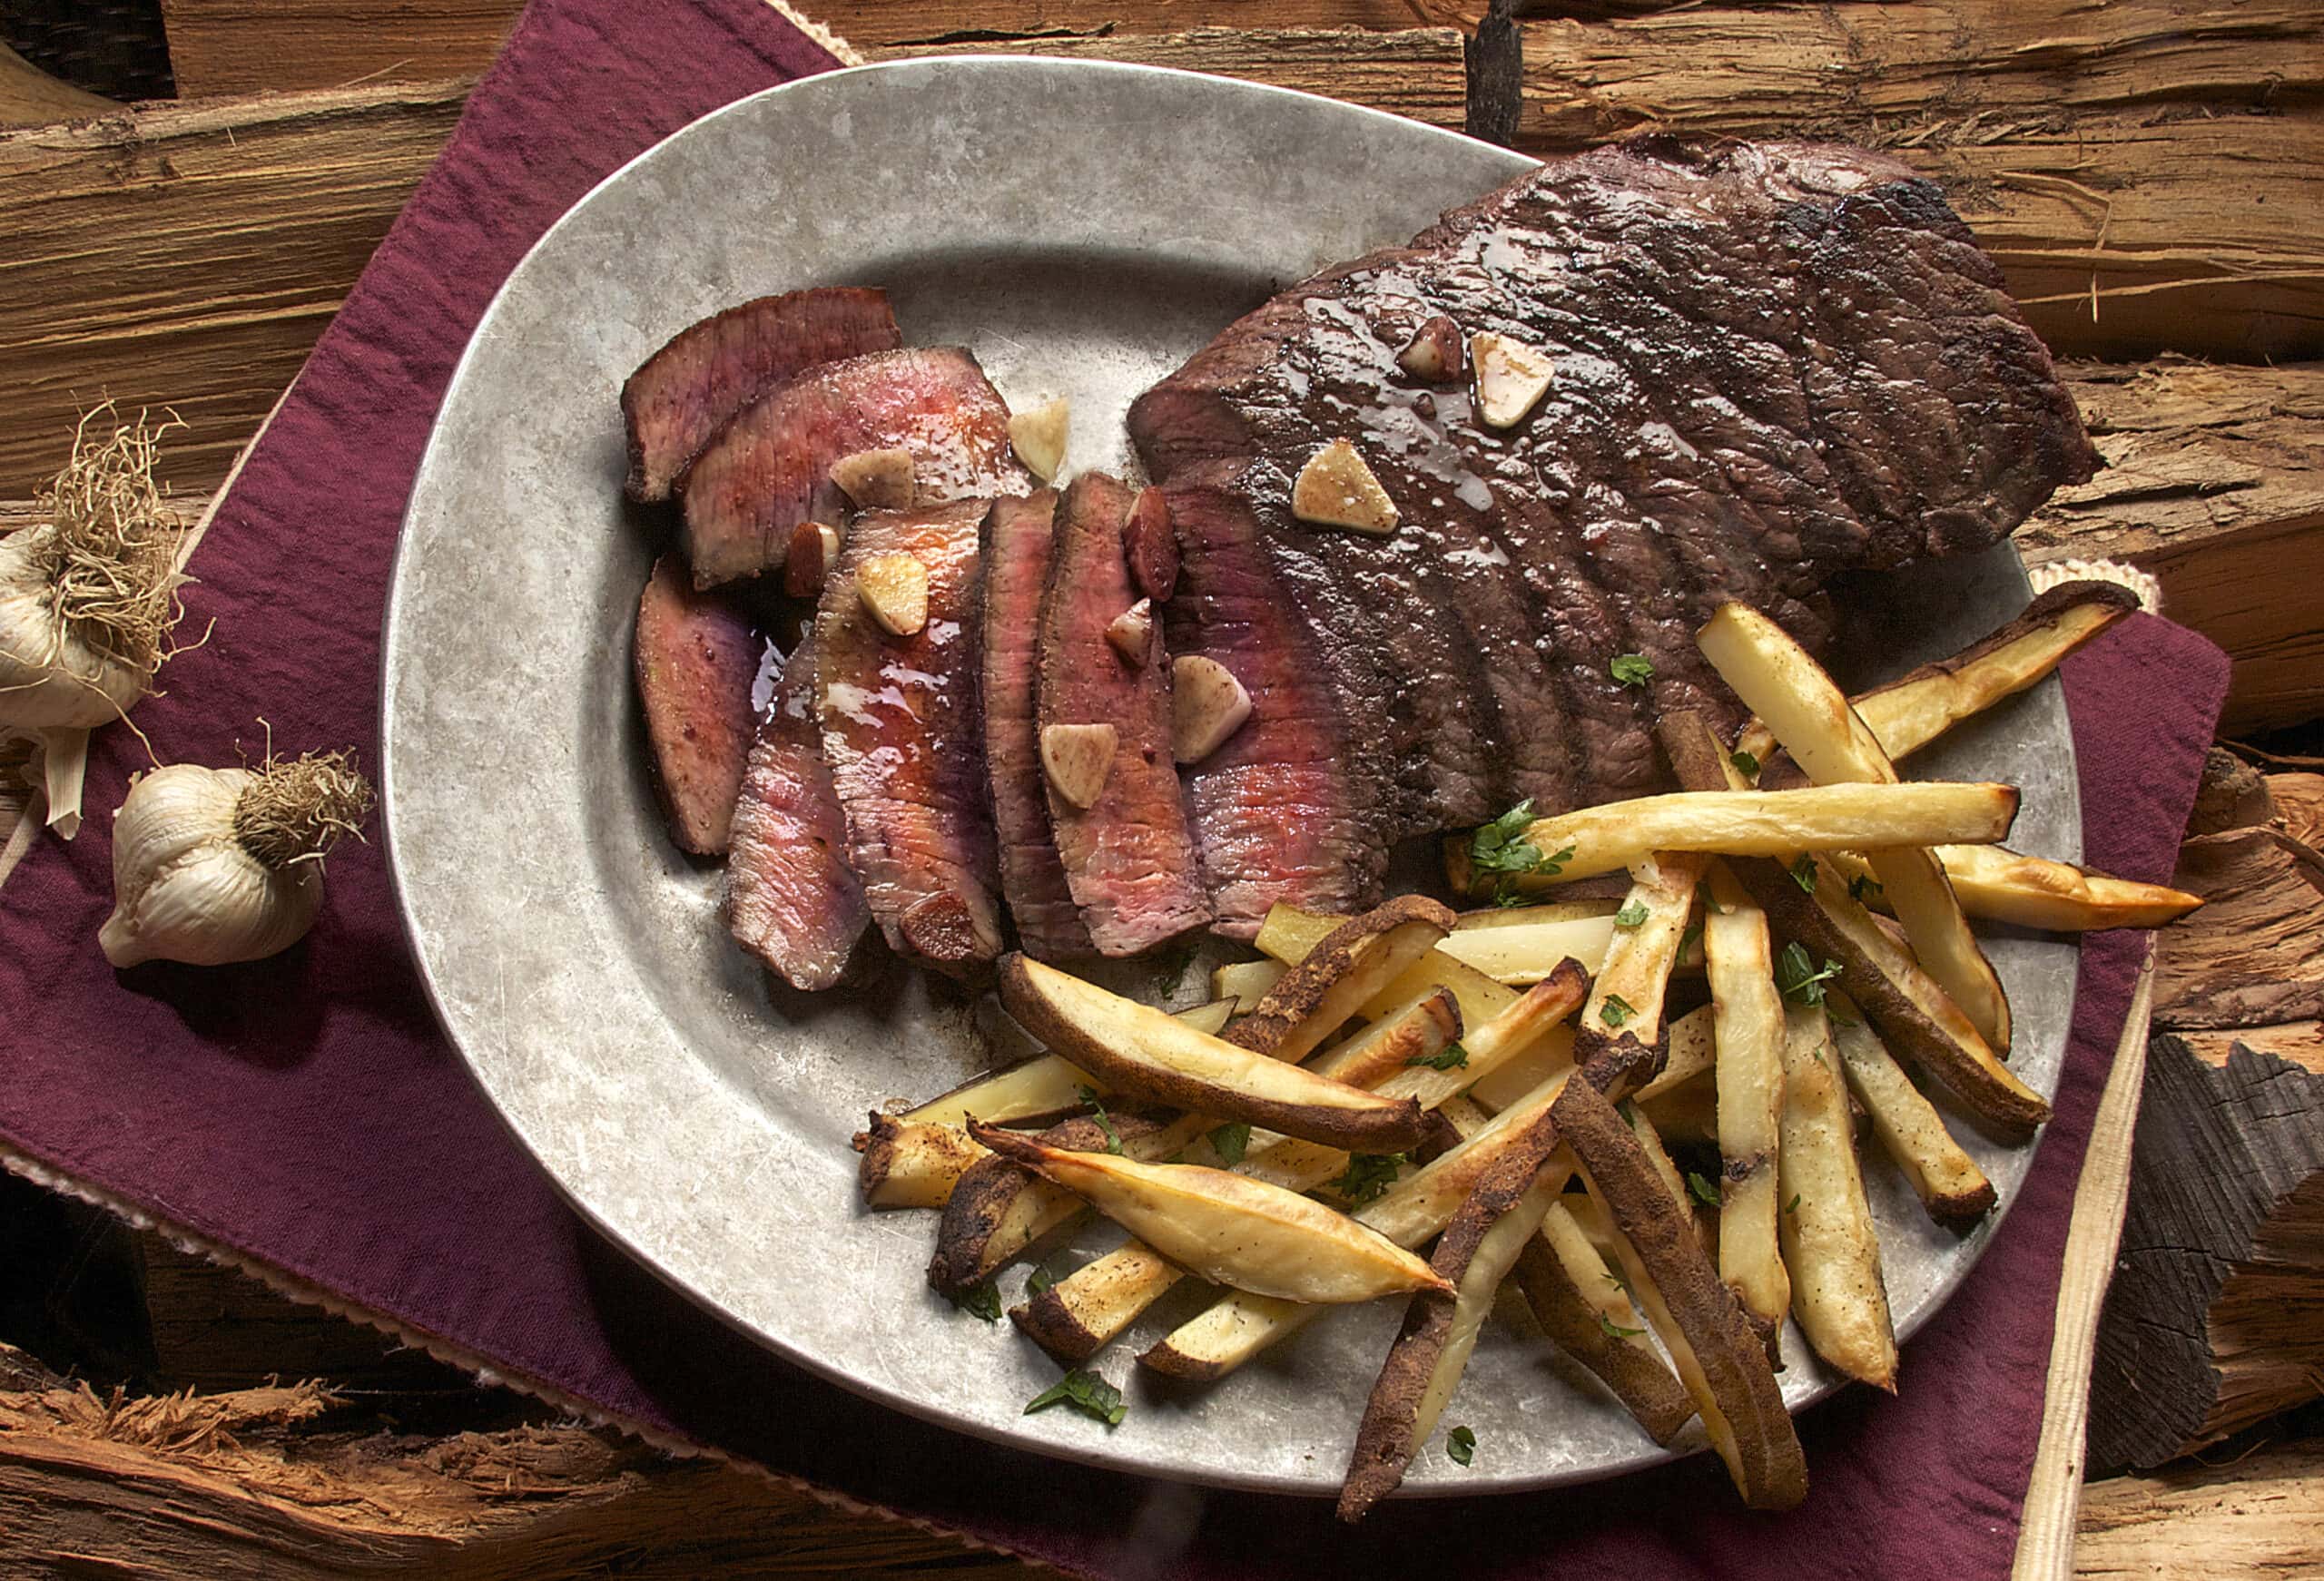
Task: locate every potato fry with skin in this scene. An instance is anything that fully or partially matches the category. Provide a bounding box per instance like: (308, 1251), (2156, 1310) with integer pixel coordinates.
(968, 1123), (1452, 1305)
(1340, 1116), (1571, 1522)
(1636, 1004), (1716, 1102)
(1577, 854), (1703, 1064)
(903, 1000), (1231, 1128)
(855, 1115), (986, 1209)
(1699, 601), (2012, 1053)
(1826, 844), (2202, 932)
(1257, 904), (1519, 1029)
(1439, 912), (1619, 985)
(1516, 1202), (1695, 1444)
(999, 956), (1430, 1154)
(1306, 988), (1462, 1090)
(1777, 1005), (1898, 1390)
(1212, 958), (1285, 1014)
(1827, 997), (1995, 1226)
(1228, 897), (1455, 1062)
(1498, 781), (2016, 886)
(1701, 863), (1790, 1346)
(1639, 1075), (1717, 1149)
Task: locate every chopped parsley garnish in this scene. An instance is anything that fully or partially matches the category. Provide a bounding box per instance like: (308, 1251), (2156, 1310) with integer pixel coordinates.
(1076, 1086), (1124, 1154)
(1027, 1261), (1066, 1298)
(1207, 1122), (1251, 1168)
(1687, 1171), (1722, 1208)
(1610, 653), (1655, 688)
(1407, 1041), (1471, 1072)
(1786, 1193), (1803, 1216)
(1468, 800), (1574, 904)
(1848, 873), (1886, 905)
(1598, 1312), (1646, 1340)
(953, 1281), (1002, 1323)
(1613, 899), (1649, 928)
(1599, 993), (1637, 1029)
(1024, 1369), (1127, 1428)
(1446, 1425), (1478, 1466)
(1331, 1153), (1407, 1205)
(1679, 918), (1706, 957)
(1774, 942), (1843, 1007)
(1789, 854), (1819, 894)
(1729, 749), (1761, 778)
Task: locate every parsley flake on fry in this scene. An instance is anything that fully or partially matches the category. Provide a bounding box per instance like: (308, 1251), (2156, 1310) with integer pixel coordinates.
(1610, 653), (1654, 688)
(1598, 1311), (1647, 1340)
(1406, 1041), (1470, 1072)
(1688, 1171), (1722, 1208)
(1789, 854), (1819, 894)
(1075, 1085), (1124, 1154)
(1613, 899), (1648, 928)
(1774, 942), (1842, 1007)
(1331, 1153), (1406, 1205)
(1849, 873), (1886, 904)
(1446, 1425), (1478, 1466)
(1729, 748), (1760, 778)
(1600, 993), (1636, 1029)
(1206, 1122), (1251, 1167)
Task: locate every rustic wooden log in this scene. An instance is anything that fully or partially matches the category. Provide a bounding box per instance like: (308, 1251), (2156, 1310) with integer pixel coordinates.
(1512, 0), (2324, 362)
(2074, 1429), (2324, 1580)
(2270, 773), (2324, 852)
(0, 42), (117, 129)
(2086, 807), (2324, 1473)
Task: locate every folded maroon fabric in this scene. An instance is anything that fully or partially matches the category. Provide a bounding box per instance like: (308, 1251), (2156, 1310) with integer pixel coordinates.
(0, 0), (2230, 1575)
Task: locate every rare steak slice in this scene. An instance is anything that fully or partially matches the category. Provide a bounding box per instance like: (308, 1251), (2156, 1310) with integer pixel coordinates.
(814, 499), (1005, 979)
(725, 633), (871, 991)
(633, 554), (760, 855)
(980, 490), (1092, 959)
(679, 348), (1029, 588)
(620, 287), (901, 502)
(1036, 472), (1210, 955)
(1129, 135), (2098, 928)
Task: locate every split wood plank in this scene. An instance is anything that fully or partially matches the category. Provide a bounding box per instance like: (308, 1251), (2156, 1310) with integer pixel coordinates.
(157, 0), (1482, 95)
(1512, 0), (2324, 361)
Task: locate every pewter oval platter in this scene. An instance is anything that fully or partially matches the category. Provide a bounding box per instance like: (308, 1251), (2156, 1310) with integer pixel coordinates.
(381, 59), (2079, 1497)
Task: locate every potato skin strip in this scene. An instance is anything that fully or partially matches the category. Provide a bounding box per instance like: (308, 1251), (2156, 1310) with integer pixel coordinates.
(856, 1115), (985, 1209)
(1828, 998), (1995, 1227)
(968, 1122), (1452, 1304)
(1514, 1205), (1695, 1444)
(1226, 896), (1455, 1062)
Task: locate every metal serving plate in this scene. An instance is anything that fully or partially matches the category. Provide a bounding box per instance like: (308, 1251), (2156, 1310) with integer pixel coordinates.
(382, 59), (2079, 1497)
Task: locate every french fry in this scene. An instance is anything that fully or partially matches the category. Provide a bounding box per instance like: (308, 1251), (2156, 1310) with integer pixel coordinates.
(1634, 1003), (1715, 1102)
(1827, 997), (1995, 1226)
(1306, 989), (1462, 1090)
(1339, 1114), (1571, 1522)
(928, 1110), (1205, 1295)
(1639, 1075), (1717, 1148)
(1139, 1043), (1655, 1381)
(1557, 1076), (1808, 1509)
(1513, 1202), (1695, 1444)
(855, 1115), (986, 1209)
(1212, 958), (1285, 1014)
(1496, 781), (2016, 885)
(1732, 580), (2139, 768)
(967, 1123), (1452, 1305)
(1827, 844), (2202, 932)
(1228, 897), (1455, 1061)
(1702, 863), (1791, 1349)
(1777, 1004), (1897, 1390)
(1256, 903), (1520, 1029)
(1576, 854), (1703, 1063)
(903, 999), (1231, 1127)
(1453, 899), (1622, 930)
(999, 956), (1431, 1154)
(1699, 601), (2012, 1053)
(1439, 910), (1618, 985)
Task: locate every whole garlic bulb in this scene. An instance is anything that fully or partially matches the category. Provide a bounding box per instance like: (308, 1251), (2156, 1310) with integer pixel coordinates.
(100, 752), (370, 968)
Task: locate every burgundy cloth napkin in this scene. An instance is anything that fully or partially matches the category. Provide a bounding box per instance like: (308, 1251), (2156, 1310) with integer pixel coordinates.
(0, 0), (2230, 1574)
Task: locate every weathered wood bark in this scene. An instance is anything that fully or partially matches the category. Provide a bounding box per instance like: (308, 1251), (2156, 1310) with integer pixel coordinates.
(2269, 772), (2324, 852)
(2088, 812), (2324, 1473)
(2074, 1431), (2324, 1580)
(2018, 360), (2324, 735)
(0, 43), (117, 129)
(1513, 0), (2324, 362)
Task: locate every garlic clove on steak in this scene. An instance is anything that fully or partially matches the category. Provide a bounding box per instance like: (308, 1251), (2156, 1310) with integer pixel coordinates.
(1291, 439), (1398, 535)
(1106, 598), (1155, 663)
(829, 447), (916, 510)
(1171, 655), (1253, 763)
(1009, 398), (1069, 484)
(1396, 315), (1464, 383)
(783, 521), (843, 598)
(1041, 722), (1118, 810)
(857, 552), (930, 637)
(1469, 332), (1556, 429)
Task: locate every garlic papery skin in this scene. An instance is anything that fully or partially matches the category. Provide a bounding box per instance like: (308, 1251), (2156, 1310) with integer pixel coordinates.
(0, 530), (150, 840)
(101, 764), (325, 968)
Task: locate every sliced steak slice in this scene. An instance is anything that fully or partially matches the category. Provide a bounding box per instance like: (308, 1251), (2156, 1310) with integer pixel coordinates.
(620, 288), (901, 502)
(980, 490), (1092, 959)
(813, 499), (1005, 980)
(726, 633), (871, 991)
(1130, 136), (2096, 928)
(633, 554), (760, 855)
(1036, 472), (1210, 956)
(678, 348), (1029, 589)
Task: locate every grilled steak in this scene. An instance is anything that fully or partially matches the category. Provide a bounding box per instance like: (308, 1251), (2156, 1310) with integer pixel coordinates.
(678, 348), (1029, 588)
(621, 288), (900, 502)
(980, 490), (1093, 959)
(814, 499), (1006, 979)
(726, 633), (872, 991)
(633, 555), (761, 855)
(1036, 472), (1209, 956)
(1129, 137), (2098, 935)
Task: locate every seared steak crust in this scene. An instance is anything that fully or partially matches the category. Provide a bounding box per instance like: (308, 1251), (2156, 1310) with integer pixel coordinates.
(1130, 136), (2097, 929)
(813, 499), (1005, 980)
(1037, 473), (1210, 956)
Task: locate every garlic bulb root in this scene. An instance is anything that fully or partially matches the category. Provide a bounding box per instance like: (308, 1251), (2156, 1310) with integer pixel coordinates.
(101, 750), (374, 969)
(0, 407), (195, 836)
